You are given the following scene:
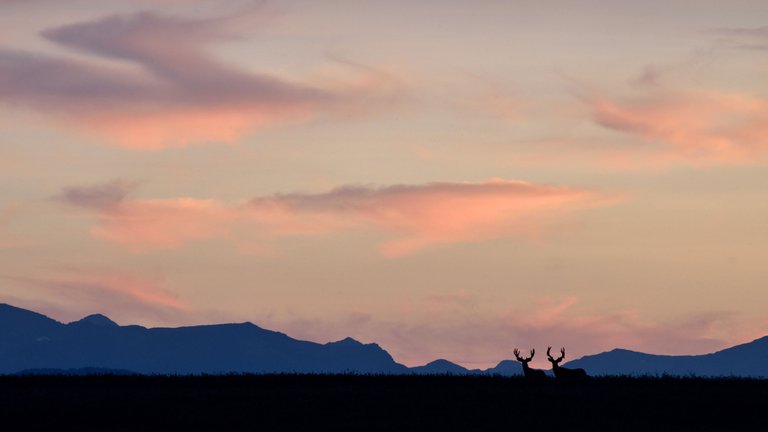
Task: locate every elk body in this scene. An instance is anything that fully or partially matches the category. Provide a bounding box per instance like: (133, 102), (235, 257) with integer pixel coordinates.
(513, 348), (547, 380)
(546, 347), (588, 380)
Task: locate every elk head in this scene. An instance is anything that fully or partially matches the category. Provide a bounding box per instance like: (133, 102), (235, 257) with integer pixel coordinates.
(546, 347), (566, 365)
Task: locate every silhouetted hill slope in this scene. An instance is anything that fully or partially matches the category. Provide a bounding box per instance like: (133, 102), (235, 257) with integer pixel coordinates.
(483, 360), (524, 376)
(322, 337), (407, 373)
(566, 336), (768, 377)
(0, 304), (408, 375)
(69, 314), (119, 328)
(0, 303), (61, 336)
(410, 359), (472, 374)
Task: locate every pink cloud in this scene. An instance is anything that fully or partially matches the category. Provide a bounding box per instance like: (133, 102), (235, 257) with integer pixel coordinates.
(1, 271), (191, 326)
(0, 11), (393, 149)
(589, 90), (768, 163)
(60, 179), (617, 256)
(76, 104), (319, 150)
(78, 272), (189, 311)
(91, 198), (237, 250)
(251, 179), (617, 257)
(53, 180), (237, 250)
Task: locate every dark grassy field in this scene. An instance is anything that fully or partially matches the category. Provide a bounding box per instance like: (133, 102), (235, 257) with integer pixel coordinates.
(0, 374), (765, 430)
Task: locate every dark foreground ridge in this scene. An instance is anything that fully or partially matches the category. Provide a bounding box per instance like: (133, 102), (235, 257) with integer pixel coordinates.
(0, 375), (765, 430)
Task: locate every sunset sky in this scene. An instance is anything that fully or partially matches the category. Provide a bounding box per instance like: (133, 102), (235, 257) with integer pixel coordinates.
(1, 0), (767, 368)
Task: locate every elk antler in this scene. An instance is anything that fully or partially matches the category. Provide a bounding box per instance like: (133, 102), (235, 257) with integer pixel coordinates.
(529, 348), (536, 360)
(514, 348), (533, 362)
(546, 346), (565, 363)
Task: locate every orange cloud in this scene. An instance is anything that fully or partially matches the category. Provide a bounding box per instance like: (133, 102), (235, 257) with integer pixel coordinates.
(590, 90), (768, 163)
(250, 179), (618, 257)
(60, 179), (617, 256)
(91, 198), (237, 250)
(0, 12), (394, 149)
(1, 271), (191, 325)
(75, 272), (190, 311)
(77, 105), (318, 150)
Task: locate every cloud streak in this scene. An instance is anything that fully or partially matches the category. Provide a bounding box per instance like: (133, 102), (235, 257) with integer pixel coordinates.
(712, 26), (768, 51)
(588, 90), (768, 164)
(59, 179), (617, 256)
(92, 198), (236, 250)
(54, 179), (139, 210)
(249, 180), (614, 256)
(0, 11), (390, 149)
(1, 271), (191, 326)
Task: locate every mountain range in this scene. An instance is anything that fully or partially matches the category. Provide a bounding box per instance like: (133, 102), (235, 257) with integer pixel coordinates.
(566, 337), (768, 377)
(1, 303), (766, 377)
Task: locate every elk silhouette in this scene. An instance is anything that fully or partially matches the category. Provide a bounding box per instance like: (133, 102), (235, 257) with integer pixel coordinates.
(546, 347), (588, 379)
(513, 348), (547, 379)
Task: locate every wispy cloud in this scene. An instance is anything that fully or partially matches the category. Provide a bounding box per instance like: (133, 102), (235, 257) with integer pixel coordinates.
(712, 26), (768, 51)
(587, 90), (768, 164)
(0, 11), (396, 149)
(92, 198), (235, 250)
(1, 271), (191, 325)
(53, 179), (139, 210)
(248, 180), (616, 257)
(630, 66), (662, 87)
(58, 179), (617, 256)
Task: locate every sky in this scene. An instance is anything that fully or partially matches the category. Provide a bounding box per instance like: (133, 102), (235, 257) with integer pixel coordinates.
(1, 0), (767, 369)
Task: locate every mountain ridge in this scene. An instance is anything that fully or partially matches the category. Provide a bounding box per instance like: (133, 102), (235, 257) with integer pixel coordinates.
(565, 335), (768, 377)
(2, 303), (766, 376)
(0, 303), (410, 375)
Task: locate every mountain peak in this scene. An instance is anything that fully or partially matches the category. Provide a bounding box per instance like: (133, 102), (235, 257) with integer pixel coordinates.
(326, 337), (363, 347)
(492, 359), (518, 368)
(425, 359), (457, 367)
(410, 359), (470, 375)
(607, 348), (639, 355)
(70, 314), (119, 328)
(483, 359), (523, 376)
